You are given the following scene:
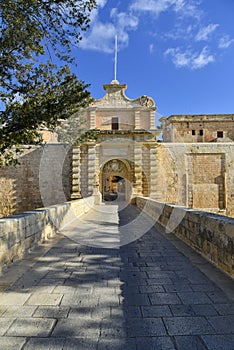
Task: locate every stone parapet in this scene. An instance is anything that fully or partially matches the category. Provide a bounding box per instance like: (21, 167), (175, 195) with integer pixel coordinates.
(0, 197), (93, 273)
(135, 196), (234, 278)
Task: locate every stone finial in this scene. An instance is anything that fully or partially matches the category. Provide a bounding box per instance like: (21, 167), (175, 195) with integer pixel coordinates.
(110, 79), (120, 85)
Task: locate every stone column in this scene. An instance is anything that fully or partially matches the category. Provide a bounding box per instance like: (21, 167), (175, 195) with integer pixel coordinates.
(71, 146), (82, 199)
(133, 143), (143, 196)
(134, 109), (141, 129)
(149, 143), (160, 199)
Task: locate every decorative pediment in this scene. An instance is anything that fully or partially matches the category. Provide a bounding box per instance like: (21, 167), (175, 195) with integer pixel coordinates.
(92, 80), (155, 109)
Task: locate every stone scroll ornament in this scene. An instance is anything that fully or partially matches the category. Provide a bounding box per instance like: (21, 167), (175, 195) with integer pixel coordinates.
(140, 95), (154, 108)
(106, 159), (125, 172)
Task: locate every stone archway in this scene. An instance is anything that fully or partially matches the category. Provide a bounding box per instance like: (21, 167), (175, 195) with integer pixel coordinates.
(101, 159), (131, 202)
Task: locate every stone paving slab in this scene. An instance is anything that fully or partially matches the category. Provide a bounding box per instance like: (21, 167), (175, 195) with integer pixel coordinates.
(23, 337), (65, 350)
(0, 337), (27, 350)
(26, 293), (63, 306)
(0, 203), (234, 349)
(6, 318), (56, 337)
(136, 336), (176, 350)
(0, 318), (15, 336)
(0, 292), (31, 305)
(164, 316), (215, 335)
(201, 335), (234, 350)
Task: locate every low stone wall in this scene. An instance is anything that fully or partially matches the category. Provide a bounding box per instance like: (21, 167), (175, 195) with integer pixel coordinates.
(0, 197), (93, 273)
(135, 197), (234, 277)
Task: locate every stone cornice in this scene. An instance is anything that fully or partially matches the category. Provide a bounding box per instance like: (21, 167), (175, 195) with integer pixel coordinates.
(160, 114), (234, 123)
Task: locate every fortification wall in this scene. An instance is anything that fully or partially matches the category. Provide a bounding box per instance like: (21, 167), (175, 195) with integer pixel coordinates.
(1, 142), (234, 220)
(136, 196), (234, 278)
(156, 143), (234, 217)
(0, 144), (72, 218)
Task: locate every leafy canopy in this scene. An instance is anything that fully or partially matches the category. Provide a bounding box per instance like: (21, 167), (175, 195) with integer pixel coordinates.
(0, 0), (97, 166)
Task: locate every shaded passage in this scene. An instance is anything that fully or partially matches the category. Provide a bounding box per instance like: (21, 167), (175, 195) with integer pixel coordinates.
(0, 204), (234, 349)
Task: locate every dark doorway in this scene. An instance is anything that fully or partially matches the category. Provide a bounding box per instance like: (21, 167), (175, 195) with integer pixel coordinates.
(104, 176), (125, 201)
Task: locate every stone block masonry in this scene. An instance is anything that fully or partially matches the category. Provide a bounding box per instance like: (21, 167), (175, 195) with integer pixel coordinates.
(0, 144), (72, 218)
(136, 197), (234, 278)
(0, 197), (93, 273)
(156, 143), (234, 217)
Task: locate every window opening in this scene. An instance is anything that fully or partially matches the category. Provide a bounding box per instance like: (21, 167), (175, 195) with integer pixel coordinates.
(112, 117), (119, 130)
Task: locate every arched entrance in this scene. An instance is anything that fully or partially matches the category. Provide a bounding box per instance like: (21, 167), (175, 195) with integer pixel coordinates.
(101, 159), (131, 202)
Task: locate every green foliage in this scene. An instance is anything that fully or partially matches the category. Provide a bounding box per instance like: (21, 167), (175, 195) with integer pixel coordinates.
(0, 0), (97, 166)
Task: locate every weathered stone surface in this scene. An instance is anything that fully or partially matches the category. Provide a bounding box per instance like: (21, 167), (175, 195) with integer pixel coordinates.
(164, 316), (214, 335)
(136, 197), (234, 277)
(6, 318), (56, 337)
(26, 293), (63, 306)
(0, 204), (234, 349)
(0, 292), (31, 306)
(0, 197), (93, 271)
(23, 337), (65, 350)
(0, 337), (27, 350)
(201, 335), (234, 350)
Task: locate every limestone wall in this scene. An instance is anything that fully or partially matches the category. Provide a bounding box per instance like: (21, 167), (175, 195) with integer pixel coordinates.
(0, 197), (93, 272)
(156, 143), (234, 217)
(0, 144), (72, 218)
(135, 196), (234, 278)
(95, 110), (135, 130)
(161, 115), (234, 142)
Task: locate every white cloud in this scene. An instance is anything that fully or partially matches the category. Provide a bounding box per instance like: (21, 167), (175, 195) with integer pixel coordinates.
(192, 46), (215, 68)
(131, 0), (173, 16)
(96, 0), (107, 7)
(177, 0), (202, 19)
(149, 44), (155, 53)
(195, 24), (219, 41)
(79, 9), (138, 53)
(219, 35), (234, 49)
(80, 0), (233, 63)
(130, 0), (201, 18)
(79, 22), (116, 53)
(165, 46), (215, 69)
(89, 0), (108, 22)
(110, 8), (138, 32)
(163, 23), (197, 41)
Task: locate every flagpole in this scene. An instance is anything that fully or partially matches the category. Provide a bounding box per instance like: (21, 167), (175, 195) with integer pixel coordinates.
(114, 34), (118, 81)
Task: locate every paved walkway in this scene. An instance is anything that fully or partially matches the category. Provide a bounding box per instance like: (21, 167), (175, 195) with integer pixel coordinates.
(0, 203), (234, 350)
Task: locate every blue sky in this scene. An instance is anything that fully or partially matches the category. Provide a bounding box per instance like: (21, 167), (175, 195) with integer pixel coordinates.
(71, 0), (234, 120)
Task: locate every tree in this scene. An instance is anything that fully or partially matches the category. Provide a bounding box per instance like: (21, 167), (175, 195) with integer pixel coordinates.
(0, 0), (96, 166)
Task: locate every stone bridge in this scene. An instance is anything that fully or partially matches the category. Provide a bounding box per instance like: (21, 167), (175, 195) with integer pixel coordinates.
(0, 198), (234, 349)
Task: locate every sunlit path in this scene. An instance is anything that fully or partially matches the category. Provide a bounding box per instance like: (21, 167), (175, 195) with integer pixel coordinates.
(0, 204), (234, 349)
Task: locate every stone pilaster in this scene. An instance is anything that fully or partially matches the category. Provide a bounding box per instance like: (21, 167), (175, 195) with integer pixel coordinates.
(142, 145), (150, 196)
(89, 108), (96, 129)
(94, 143), (102, 204)
(133, 143), (143, 196)
(134, 109), (141, 129)
(149, 143), (160, 199)
(150, 110), (156, 129)
(71, 146), (82, 199)
(87, 143), (96, 196)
